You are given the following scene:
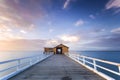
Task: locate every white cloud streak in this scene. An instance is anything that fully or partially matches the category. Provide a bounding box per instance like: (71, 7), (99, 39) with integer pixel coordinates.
(106, 0), (120, 9)
(106, 0), (120, 13)
(45, 39), (60, 47)
(75, 19), (84, 26)
(59, 35), (79, 43)
(63, 0), (71, 9)
(49, 29), (54, 33)
(111, 27), (120, 33)
(20, 30), (27, 34)
(89, 14), (95, 19)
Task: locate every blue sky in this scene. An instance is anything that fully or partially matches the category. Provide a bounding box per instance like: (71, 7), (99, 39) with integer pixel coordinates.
(0, 0), (120, 51)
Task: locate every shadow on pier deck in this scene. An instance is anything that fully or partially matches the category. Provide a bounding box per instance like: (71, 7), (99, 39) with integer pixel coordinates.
(10, 55), (106, 80)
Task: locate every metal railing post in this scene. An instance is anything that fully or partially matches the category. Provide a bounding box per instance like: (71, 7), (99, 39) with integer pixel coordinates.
(77, 55), (79, 60)
(17, 59), (20, 71)
(118, 65), (120, 73)
(83, 56), (85, 64)
(38, 56), (41, 61)
(93, 59), (97, 71)
(29, 58), (32, 65)
(79, 56), (80, 61)
(37, 56), (39, 62)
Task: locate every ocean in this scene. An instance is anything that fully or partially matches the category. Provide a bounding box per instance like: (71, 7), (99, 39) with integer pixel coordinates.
(0, 51), (120, 80)
(0, 51), (43, 62)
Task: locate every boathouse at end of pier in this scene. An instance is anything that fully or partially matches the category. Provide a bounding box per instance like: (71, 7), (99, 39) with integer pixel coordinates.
(44, 44), (69, 54)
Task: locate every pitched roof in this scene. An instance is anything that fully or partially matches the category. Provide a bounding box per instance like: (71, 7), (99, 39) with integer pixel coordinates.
(55, 44), (69, 48)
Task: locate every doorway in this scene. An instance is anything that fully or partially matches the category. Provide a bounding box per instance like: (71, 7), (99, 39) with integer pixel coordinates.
(56, 47), (62, 54)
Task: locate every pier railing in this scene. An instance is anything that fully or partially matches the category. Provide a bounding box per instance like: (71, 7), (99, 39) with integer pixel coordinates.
(0, 53), (53, 80)
(66, 53), (120, 80)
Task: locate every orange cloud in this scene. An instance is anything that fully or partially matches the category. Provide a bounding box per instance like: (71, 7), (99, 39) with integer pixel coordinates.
(0, 39), (46, 51)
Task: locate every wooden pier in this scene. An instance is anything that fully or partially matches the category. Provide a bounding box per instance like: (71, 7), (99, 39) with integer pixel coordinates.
(10, 55), (105, 80)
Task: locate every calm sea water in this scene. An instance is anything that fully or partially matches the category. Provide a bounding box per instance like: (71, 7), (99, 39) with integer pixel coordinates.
(0, 51), (120, 79)
(74, 51), (120, 80)
(75, 51), (120, 63)
(0, 51), (43, 62)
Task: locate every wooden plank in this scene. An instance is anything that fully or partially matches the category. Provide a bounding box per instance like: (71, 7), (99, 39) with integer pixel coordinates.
(10, 55), (106, 80)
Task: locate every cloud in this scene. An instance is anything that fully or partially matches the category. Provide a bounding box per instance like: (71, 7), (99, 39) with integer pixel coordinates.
(20, 30), (27, 34)
(48, 21), (52, 25)
(89, 14), (95, 19)
(106, 0), (120, 9)
(0, 38), (69, 51)
(75, 19), (84, 26)
(0, 39), (46, 51)
(90, 34), (120, 50)
(0, 1), (36, 29)
(111, 27), (120, 33)
(0, 24), (23, 40)
(0, 0), (47, 40)
(78, 33), (120, 50)
(71, 28), (120, 50)
(59, 34), (79, 43)
(63, 0), (71, 9)
(106, 0), (120, 13)
(90, 29), (105, 34)
(49, 29), (54, 33)
(0, 32), (23, 40)
(45, 39), (60, 47)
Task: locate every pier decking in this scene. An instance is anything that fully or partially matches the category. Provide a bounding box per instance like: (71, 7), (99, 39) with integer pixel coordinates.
(10, 55), (105, 80)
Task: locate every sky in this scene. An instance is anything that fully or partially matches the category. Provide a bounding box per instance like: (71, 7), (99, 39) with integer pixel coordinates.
(0, 0), (120, 51)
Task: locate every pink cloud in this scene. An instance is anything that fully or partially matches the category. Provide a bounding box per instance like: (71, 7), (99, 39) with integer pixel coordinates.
(0, 0), (49, 40)
(0, 0), (47, 31)
(106, 0), (120, 13)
